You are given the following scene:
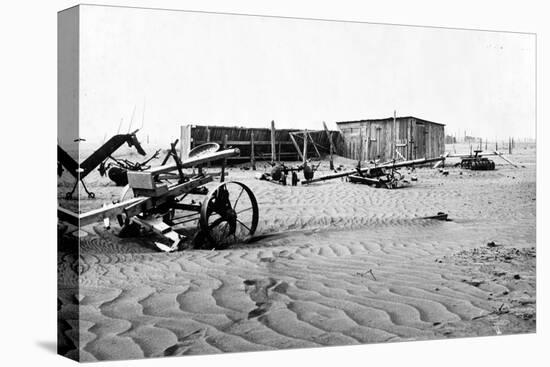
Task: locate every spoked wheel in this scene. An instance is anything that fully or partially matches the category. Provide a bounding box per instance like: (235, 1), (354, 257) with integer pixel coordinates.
(199, 181), (259, 249)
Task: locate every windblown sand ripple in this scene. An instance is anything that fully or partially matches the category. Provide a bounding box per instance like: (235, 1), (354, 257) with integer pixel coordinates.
(58, 148), (536, 361)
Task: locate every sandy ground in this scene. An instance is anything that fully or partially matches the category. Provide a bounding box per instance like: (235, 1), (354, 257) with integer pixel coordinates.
(58, 143), (536, 361)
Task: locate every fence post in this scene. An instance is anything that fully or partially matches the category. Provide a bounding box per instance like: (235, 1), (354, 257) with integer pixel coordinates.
(250, 131), (256, 170)
(270, 120), (276, 163)
(221, 134), (227, 182)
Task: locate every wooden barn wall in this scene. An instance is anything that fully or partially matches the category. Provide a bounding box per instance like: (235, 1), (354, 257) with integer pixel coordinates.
(189, 125), (342, 163)
(338, 118), (444, 162)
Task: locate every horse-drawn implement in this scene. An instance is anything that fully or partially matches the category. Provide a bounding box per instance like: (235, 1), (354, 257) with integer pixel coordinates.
(58, 129), (147, 199)
(58, 144), (259, 252)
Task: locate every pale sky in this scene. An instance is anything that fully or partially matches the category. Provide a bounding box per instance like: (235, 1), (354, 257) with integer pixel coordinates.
(78, 4), (535, 146)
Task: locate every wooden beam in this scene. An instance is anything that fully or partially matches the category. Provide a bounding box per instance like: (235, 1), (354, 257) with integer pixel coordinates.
(148, 148), (240, 175)
(289, 133), (304, 161)
(303, 129), (308, 164)
(358, 127), (364, 168)
(395, 149), (406, 161)
(302, 156), (445, 184)
(494, 151), (519, 167)
(433, 152), (449, 169)
(323, 121), (335, 170)
(250, 131), (256, 170)
(392, 110), (396, 159)
(307, 130), (321, 158)
(270, 120), (276, 163)
(221, 134), (227, 182)
(206, 127), (211, 167)
(179, 125), (191, 161)
(192, 140), (293, 146)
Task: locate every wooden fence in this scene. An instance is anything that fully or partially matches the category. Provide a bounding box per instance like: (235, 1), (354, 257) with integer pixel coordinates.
(181, 123), (343, 164)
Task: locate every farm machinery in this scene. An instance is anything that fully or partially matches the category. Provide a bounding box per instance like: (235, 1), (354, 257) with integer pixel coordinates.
(58, 143), (259, 252)
(302, 156), (446, 188)
(457, 150), (495, 170)
(258, 161), (319, 186)
(98, 149), (161, 186)
(58, 130), (147, 199)
(347, 165), (408, 189)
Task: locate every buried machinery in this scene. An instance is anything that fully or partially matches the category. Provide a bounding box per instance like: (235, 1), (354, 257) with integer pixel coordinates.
(58, 130), (147, 199)
(58, 143), (259, 252)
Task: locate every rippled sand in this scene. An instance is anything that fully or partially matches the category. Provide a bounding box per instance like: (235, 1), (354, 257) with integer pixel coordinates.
(58, 145), (536, 361)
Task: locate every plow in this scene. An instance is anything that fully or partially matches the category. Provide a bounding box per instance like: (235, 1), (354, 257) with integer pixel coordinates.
(58, 143), (259, 252)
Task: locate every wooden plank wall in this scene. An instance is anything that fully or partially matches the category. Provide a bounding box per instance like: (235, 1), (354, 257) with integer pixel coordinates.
(189, 125), (341, 163)
(338, 118), (444, 162)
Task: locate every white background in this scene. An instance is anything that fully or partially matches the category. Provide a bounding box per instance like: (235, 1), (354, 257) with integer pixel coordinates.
(0, 0), (547, 366)
(75, 4), (535, 145)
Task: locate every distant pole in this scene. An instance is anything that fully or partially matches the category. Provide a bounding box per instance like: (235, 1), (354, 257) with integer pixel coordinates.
(270, 120), (276, 163)
(220, 134), (227, 182)
(250, 131), (256, 170)
(303, 129), (308, 165)
(485, 138), (487, 151)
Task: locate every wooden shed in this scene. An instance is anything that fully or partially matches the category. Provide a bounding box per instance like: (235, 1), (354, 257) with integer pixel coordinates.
(336, 116), (445, 162)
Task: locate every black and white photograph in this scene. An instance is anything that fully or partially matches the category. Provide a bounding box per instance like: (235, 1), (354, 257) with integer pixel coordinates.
(52, 1), (538, 364)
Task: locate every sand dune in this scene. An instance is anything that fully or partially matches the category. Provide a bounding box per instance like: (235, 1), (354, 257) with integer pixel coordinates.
(58, 146), (536, 361)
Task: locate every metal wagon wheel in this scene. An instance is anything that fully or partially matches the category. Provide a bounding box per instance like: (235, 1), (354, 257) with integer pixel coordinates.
(199, 181), (259, 249)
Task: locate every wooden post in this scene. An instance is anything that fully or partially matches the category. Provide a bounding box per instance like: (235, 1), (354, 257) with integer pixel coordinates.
(322, 121), (335, 170)
(392, 110), (397, 159)
(307, 131), (322, 158)
(366, 123), (371, 162)
(270, 120), (276, 163)
(250, 131), (256, 170)
(220, 134), (227, 182)
(358, 127), (363, 168)
(179, 125), (191, 161)
(206, 126), (211, 167)
(303, 129), (308, 164)
(289, 133), (304, 161)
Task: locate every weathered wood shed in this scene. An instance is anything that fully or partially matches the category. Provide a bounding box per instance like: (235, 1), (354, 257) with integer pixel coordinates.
(336, 116), (445, 162)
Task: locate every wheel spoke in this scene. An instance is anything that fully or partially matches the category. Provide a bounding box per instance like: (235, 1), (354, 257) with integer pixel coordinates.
(237, 207), (253, 215)
(236, 219), (252, 233)
(233, 187), (245, 210)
